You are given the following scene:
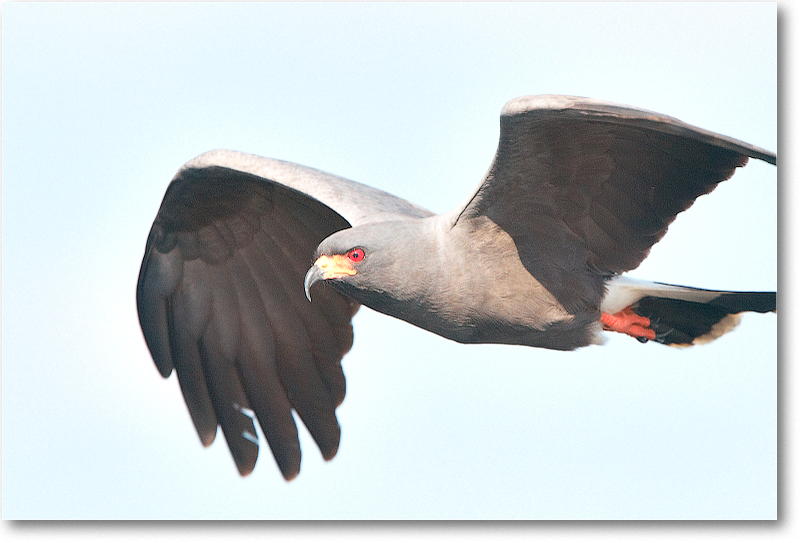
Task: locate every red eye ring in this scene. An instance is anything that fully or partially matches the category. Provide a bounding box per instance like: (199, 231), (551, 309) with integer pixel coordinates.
(347, 248), (365, 262)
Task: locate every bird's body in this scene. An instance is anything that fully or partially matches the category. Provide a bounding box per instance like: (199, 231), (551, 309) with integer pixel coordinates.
(312, 211), (590, 350)
(137, 95), (776, 479)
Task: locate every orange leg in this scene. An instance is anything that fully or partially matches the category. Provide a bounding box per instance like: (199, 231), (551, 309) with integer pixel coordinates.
(601, 307), (656, 341)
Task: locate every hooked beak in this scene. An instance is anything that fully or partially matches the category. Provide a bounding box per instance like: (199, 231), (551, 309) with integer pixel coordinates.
(304, 255), (357, 302)
(304, 265), (325, 302)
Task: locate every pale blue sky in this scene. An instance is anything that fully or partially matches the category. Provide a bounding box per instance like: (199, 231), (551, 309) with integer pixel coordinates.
(2, 0), (780, 527)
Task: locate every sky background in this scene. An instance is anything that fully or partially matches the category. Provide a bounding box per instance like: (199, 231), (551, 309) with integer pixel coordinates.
(0, 0), (786, 534)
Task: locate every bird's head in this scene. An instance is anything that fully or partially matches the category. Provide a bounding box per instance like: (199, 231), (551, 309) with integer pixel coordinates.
(304, 220), (435, 312)
(305, 224), (384, 302)
(304, 247), (366, 302)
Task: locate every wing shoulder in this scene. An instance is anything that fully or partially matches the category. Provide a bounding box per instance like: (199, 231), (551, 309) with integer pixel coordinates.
(185, 149), (434, 225)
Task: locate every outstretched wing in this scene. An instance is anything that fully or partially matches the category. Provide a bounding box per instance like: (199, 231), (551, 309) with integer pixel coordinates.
(137, 151), (432, 479)
(454, 95), (776, 314)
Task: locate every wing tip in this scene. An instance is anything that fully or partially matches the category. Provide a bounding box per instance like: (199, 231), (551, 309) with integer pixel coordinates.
(273, 447), (302, 481)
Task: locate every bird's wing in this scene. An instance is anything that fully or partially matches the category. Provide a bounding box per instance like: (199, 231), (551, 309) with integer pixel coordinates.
(453, 95), (776, 313)
(137, 151), (433, 479)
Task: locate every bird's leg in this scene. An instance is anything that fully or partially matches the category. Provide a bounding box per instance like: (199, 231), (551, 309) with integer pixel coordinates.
(601, 307), (656, 342)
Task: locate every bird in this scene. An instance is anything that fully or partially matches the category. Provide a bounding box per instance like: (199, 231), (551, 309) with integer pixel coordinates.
(136, 94), (776, 480)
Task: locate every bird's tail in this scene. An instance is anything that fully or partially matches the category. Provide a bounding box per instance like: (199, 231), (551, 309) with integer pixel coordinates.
(601, 276), (776, 346)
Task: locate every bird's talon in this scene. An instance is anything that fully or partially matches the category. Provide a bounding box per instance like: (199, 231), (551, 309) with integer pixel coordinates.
(601, 308), (656, 341)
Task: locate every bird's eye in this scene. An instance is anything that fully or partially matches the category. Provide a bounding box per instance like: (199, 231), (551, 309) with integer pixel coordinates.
(347, 248), (365, 262)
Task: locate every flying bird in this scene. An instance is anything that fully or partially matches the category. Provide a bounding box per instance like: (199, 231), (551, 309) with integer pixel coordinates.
(136, 95), (777, 480)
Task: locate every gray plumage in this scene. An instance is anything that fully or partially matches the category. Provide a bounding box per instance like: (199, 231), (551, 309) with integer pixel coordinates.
(136, 95), (776, 479)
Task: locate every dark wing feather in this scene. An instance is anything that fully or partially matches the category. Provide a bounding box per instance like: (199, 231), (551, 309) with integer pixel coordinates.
(137, 165), (358, 479)
(455, 95), (776, 313)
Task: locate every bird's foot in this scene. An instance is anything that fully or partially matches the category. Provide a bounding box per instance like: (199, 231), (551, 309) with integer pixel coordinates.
(601, 307), (656, 342)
